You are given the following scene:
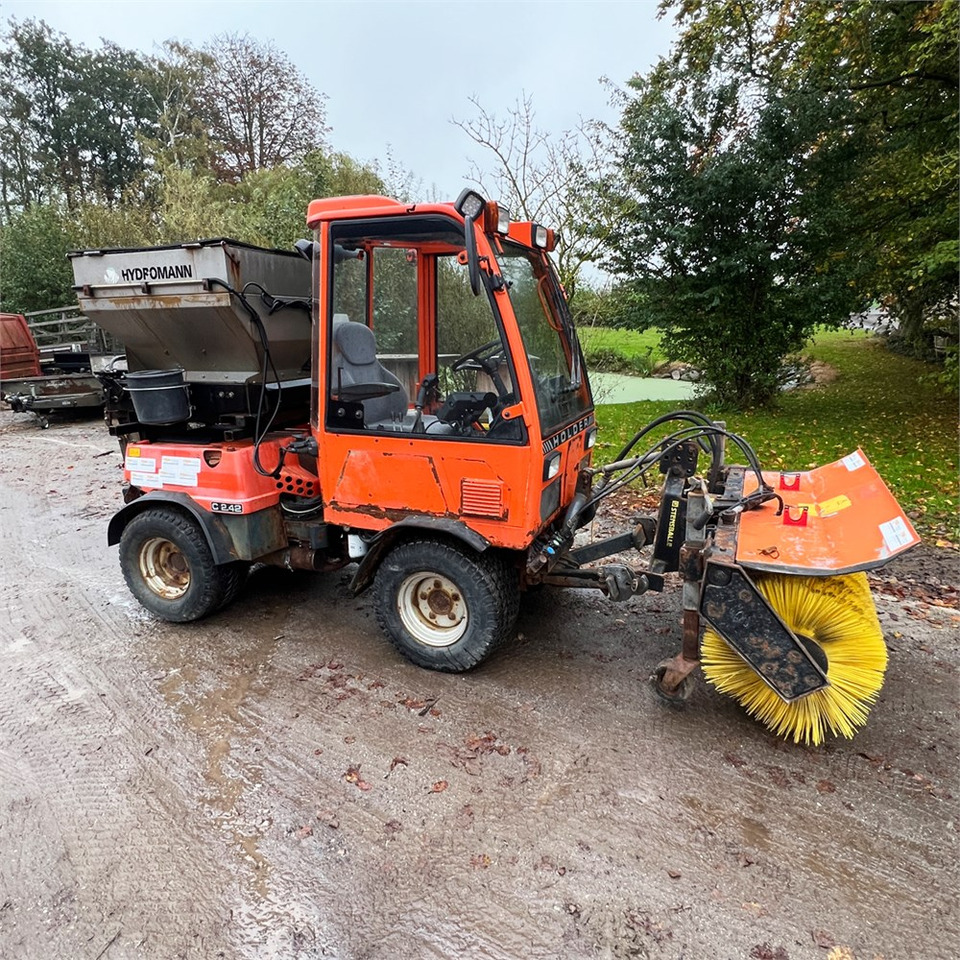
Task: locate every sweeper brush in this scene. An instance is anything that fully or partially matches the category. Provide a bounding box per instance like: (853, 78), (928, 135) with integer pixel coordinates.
(592, 420), (915, 745)
(701, 573), (887, 746)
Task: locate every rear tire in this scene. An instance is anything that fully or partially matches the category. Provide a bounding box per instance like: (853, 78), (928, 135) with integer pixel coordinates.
(373, 539), (520, 672)
(119, 507), (228, 622)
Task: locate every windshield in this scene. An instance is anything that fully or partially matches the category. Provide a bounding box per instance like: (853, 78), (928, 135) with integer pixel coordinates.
(494, 240), (592, 436)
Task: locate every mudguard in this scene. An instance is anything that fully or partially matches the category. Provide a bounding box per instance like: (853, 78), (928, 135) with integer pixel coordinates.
(351, 517), (491, 594)
(107, 491), (239, 564)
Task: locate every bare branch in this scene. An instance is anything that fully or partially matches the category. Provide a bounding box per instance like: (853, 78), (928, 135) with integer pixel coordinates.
(453, 93), (617, 292)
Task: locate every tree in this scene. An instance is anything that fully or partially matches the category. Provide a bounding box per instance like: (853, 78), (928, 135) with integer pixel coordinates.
(200, 33), (329, 182)
(0, 23), (385, 313)
(595, 0), (958, 405)
(228, 150), (385, 248)
(0, 204), (76, 312)
(599, 71), (862, 406)
(454, 93), (613, 297)
(660, 0), (959, 356)
(139, 41), (217, 173)
(806, 1), (959, 355)
(73, 41), (160, 206)
(0, 19), (159, 216)
(0, 19), (77, 215)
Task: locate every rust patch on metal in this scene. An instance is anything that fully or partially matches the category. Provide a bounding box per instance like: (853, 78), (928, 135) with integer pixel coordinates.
(682, 609), (700, 662)
(657, 653), (700, 693)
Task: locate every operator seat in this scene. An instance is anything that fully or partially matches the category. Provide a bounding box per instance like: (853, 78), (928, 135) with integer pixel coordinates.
(330, 314), (409, 426)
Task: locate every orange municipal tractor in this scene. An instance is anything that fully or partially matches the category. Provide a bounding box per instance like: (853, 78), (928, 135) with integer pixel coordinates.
(69, 190), (919, 745)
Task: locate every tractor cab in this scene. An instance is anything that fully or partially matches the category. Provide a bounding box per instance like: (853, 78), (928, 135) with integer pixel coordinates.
(305, 190), (595, 552)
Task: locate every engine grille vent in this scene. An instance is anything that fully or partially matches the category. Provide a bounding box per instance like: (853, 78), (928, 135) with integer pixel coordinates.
(460, 479), (505, 518)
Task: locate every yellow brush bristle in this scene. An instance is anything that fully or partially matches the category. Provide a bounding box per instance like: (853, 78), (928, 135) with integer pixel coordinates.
(701, 572), (888, 746)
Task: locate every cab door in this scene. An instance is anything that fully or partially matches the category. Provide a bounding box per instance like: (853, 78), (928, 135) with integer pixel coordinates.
(315, 213), (540, 550)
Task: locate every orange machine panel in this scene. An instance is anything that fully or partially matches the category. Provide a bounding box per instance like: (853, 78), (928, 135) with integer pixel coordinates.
(123, 436), (314, 515)
(332, 450), (449, 514)
(736, 449), (920, 575)
(319, 428), (540, 549)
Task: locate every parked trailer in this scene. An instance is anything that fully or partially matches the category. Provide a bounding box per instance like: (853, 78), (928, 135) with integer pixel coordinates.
(0, 312), (107, 428)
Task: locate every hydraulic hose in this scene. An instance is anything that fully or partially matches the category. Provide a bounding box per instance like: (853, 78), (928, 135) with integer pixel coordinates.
(205, 277), (285, 478)
(586, 417), (770, 517)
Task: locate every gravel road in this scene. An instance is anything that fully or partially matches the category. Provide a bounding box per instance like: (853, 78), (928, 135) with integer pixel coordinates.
(0, 410), (956, 960)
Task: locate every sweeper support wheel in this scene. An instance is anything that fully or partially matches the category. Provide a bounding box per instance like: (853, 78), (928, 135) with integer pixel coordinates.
(701, 572), (888, 746)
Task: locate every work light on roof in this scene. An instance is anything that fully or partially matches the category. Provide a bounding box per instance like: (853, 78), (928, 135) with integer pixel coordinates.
(455, 189), (486, 220)
(487, 201), (510, 235)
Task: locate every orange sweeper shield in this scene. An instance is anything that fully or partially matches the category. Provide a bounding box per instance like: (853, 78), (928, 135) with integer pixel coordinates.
(735, 448), (920, 576)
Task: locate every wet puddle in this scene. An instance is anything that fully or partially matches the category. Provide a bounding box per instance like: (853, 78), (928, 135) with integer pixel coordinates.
(157, 630), (281, 897)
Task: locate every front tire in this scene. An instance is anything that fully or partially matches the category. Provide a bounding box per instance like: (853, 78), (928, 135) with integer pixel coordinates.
(119, 507), (229, 622)
(373, 539), (520, 672)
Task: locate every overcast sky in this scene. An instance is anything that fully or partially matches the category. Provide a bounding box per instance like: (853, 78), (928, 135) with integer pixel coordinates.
(0, 0), (676, 206)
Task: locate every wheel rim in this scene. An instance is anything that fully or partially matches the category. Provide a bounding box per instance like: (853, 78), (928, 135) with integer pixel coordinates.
(397, 571), (468, 647)
(138, 536), (191, 600)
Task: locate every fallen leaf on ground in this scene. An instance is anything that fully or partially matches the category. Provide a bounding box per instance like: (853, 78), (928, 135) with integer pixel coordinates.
(826, 948), (856, 960)
(437, 743), (483, 776)
(812, 929), (836, 949)
(344, 766), (372, 791)
(749, 945), (789, 960)
(387, 756), (409, 776)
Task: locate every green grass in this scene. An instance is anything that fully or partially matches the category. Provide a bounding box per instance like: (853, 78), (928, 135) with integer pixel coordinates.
(578, 326), (667, 365)
(593, 330), (959, 544)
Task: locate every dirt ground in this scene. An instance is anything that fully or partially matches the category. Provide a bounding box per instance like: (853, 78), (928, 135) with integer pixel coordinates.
(0, 409), (957, 960)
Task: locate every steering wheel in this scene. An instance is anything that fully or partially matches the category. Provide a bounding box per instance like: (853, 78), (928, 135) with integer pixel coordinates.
(451, 339), (508, 397)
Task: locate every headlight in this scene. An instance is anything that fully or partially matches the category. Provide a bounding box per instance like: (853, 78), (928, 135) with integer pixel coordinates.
(543, 451), (562, 480)
(585, 427), (598, 449)
(483, 201), (510, 235)
(506, 222), (558, 251)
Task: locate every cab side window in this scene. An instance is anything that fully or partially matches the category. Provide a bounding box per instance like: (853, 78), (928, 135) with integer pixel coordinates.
(325, 216), (523, 442)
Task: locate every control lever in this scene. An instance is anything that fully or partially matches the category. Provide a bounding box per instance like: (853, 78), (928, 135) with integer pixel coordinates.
(411, 373), (439, 434)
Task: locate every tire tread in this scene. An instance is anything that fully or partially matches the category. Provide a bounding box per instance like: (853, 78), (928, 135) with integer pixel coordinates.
(373, 538), (520, 672)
